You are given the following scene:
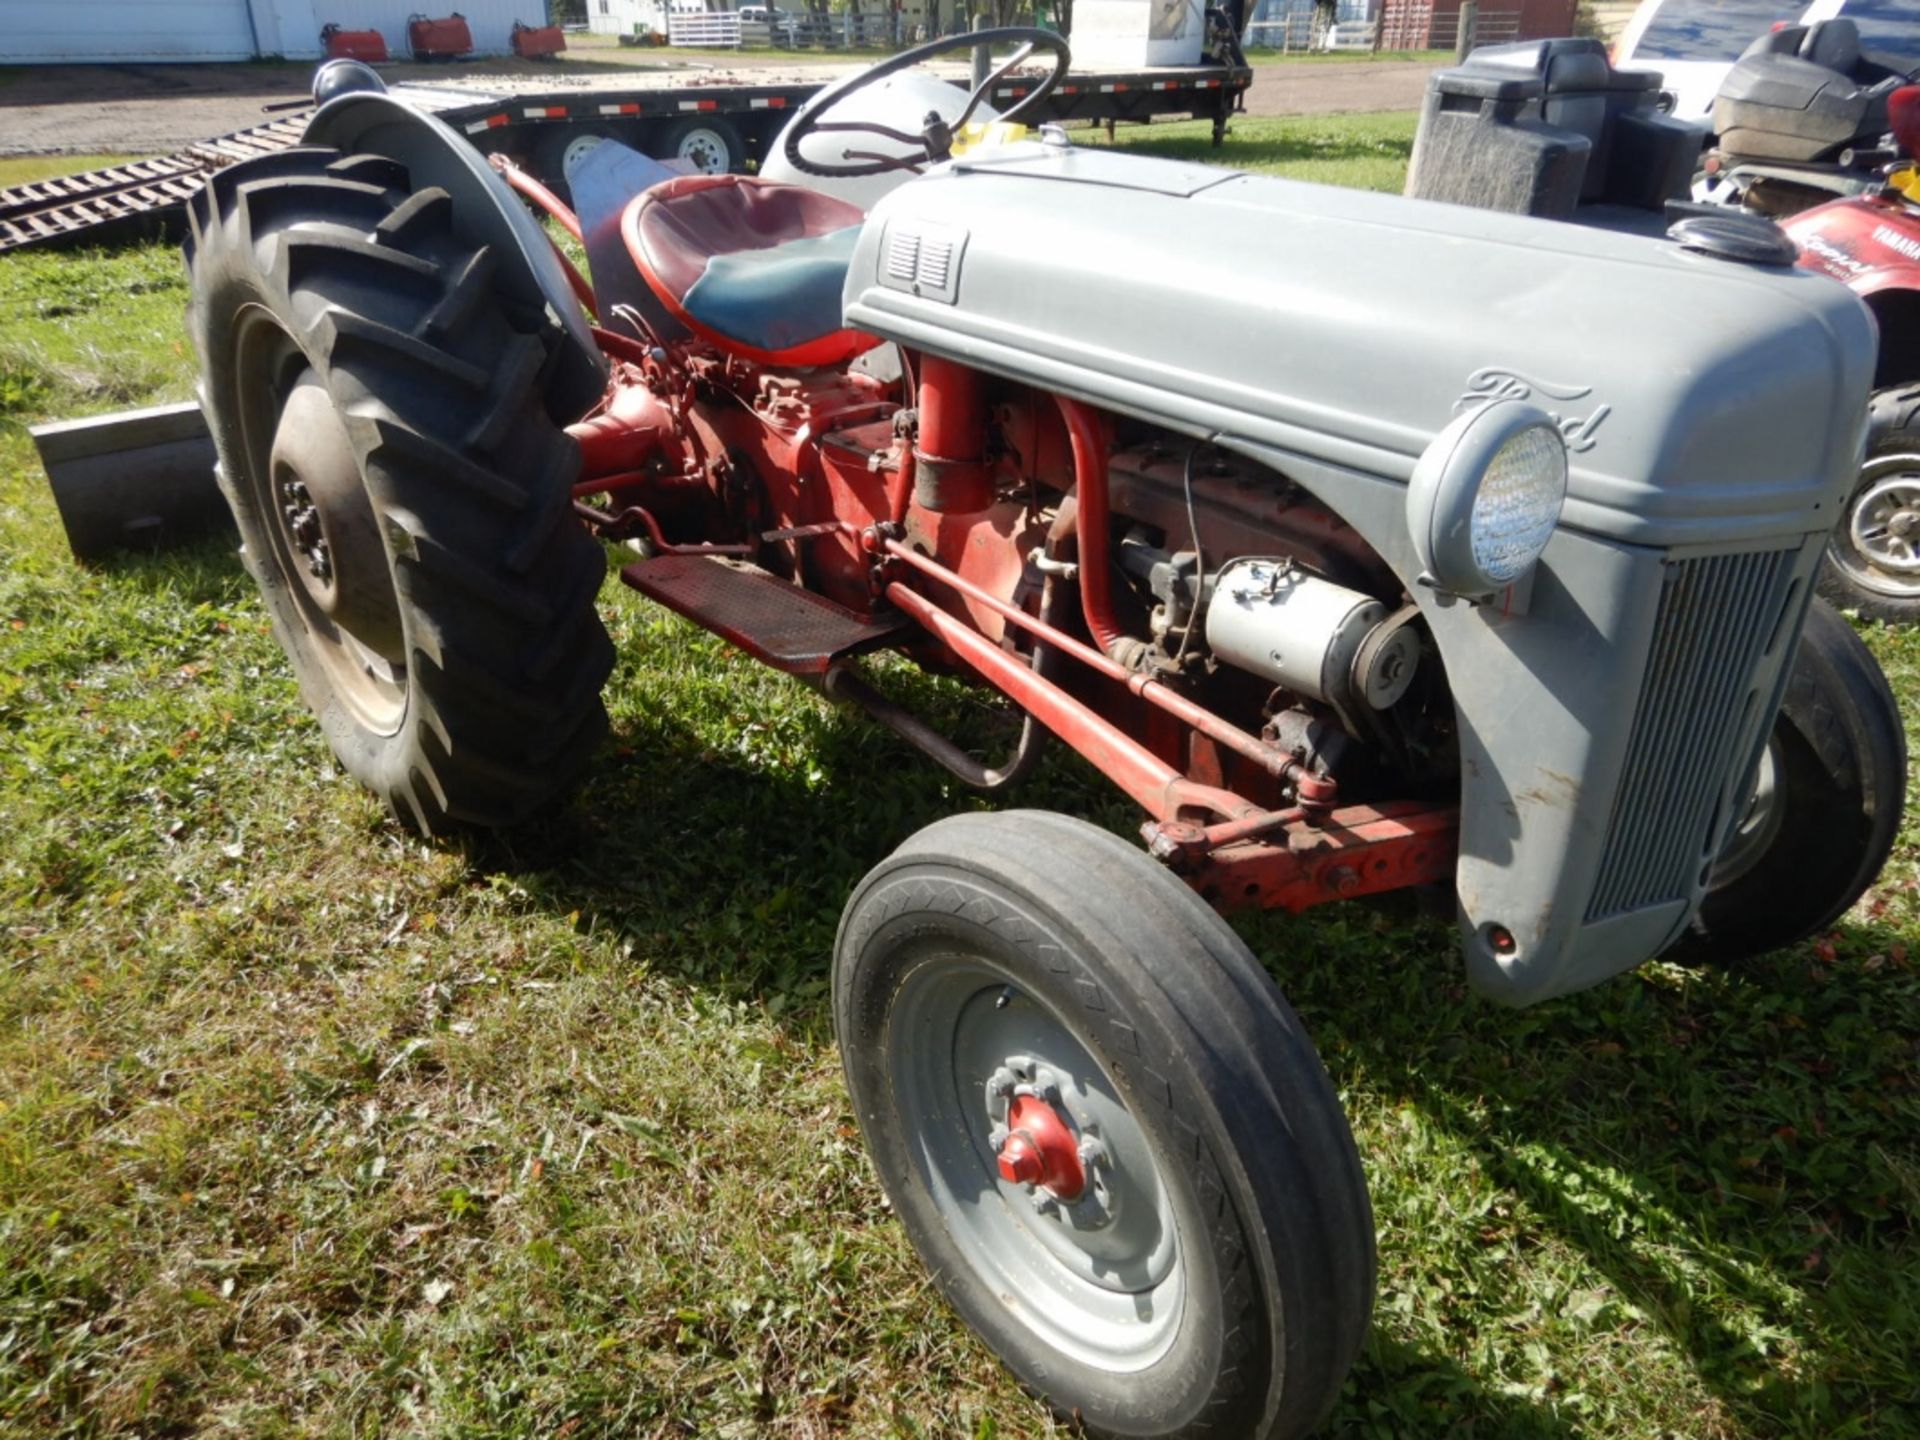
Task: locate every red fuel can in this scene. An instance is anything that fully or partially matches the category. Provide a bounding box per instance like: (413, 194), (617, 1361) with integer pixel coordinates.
(511, 21), (566, 58)
(407, 12), (474, 60)
(320, 24), (389, 62)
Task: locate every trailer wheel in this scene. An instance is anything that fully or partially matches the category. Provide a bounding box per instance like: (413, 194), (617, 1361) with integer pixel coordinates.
(530, 124), (618, 200)
(1820, 388), (1920, 624)
(655, 116), (743, 175)
(185, 147), (614, 834)
(835, 811), (1374, 1440)
(1680, 599), (1907, 962)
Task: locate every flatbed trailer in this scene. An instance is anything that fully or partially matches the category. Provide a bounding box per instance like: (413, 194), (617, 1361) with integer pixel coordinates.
(417, 59), (1250, 175)
(0, 57), (1252, 255)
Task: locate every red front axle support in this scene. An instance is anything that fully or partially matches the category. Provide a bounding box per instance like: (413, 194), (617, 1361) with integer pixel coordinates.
(885, 580), (1252, 823)
(883, 575), (1457, 914)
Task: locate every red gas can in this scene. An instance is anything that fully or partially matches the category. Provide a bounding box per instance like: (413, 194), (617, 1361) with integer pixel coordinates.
(320, 24), (389, 62)
(511, 21), (566, 59)
(407, 12), (473, 60)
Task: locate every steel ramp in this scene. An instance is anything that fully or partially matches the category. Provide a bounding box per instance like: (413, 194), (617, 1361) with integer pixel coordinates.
(0, 114), (311, 256)
(622, 553), (906, 674)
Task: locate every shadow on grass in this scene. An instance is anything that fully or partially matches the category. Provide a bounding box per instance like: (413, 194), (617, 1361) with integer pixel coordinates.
(1356, 1333), (1582, 1439)
(470, 663), (1100, 1020)
(80, 536), (1915, 1433)
(1265, 897), (1920, 1434)
(470, 661), (1914, 1434)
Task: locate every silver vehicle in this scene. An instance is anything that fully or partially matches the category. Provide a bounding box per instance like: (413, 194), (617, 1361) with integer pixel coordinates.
(1616, 0), (1920, 118)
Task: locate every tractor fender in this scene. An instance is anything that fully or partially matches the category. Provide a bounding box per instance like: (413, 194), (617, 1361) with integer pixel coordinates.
(304, 92), (607, 420)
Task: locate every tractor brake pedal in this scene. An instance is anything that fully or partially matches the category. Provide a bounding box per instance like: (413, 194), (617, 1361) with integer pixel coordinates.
(622, 554), (907, 675)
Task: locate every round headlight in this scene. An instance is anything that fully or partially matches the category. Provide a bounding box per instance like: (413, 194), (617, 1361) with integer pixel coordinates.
(1407, 400), (1569, 600)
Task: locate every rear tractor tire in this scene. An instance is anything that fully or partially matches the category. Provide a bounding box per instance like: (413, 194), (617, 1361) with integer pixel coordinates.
(835, 811), (1376, 1439)
(185, 146), (614, 833)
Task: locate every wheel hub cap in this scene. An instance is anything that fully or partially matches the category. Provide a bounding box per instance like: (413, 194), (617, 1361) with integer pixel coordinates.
(983, 1055), (1126, 1235)
(998, 1093), (1087, 1198)
(280, 476), (330, 582)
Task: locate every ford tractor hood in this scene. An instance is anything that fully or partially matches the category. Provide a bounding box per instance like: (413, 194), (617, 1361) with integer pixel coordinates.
(843, 141), (1875, 556)
(843, 144), (1879, 1004)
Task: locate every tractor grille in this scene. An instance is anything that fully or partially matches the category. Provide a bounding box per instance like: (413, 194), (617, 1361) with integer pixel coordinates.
(1584, 547), (1801, 922)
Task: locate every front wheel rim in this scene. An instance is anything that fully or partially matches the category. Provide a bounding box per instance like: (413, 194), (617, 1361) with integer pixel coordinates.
(886, 952), (1185, 1372)
(1831, 458), (1920, 601)
(560, 132), (607, 178)
(1709, 735), (1783, 891)
(233, 307), (408, 735)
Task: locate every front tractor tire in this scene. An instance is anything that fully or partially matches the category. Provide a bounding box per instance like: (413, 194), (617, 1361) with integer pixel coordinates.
(185, 147), (614, 833)
(1683, 598), (1907, 962)
(835, 811), (1375, 1440)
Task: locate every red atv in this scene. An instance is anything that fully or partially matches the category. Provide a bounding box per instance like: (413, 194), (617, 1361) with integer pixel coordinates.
(1786, 164), (1920, 621)
(1705, 19), (1920, 620)
(1411, 22), (1920, 622)
(183, 35), (1904, 1440)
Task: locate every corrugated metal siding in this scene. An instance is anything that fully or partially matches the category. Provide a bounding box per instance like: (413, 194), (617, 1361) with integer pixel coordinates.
(0, 0), (544, 63)
(319, 0), (541, 57)
(1, 0), (260, 62)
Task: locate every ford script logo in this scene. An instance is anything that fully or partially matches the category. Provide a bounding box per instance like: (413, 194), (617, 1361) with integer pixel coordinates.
(1455, 368), (1611, 454)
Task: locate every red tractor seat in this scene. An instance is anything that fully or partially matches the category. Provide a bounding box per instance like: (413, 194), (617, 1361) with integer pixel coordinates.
(621, 174), (881, 368)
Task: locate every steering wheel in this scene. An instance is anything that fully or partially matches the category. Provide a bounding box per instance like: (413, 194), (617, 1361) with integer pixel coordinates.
(781, 26), (1071, 179)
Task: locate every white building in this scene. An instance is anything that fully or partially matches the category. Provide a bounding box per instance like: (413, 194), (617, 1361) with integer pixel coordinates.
(587, 0), (680, 37)
(0, 0), (553, 64)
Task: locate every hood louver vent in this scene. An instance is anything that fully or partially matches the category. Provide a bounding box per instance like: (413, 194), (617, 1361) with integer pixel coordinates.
(878, 220), (966, 305)
(916, 236), (953, 290)
(886, 230), (920, 284)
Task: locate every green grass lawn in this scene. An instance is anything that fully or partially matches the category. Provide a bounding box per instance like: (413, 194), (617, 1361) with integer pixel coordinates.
(0, 156), (145, 188)
(1086, 111), (1417, 191)
(1, 120), (1917, 1439)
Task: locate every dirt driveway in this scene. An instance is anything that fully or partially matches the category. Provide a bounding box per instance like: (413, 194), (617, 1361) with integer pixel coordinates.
(1240, 60), (1441, 117)
(0, 53), (1439, 156)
